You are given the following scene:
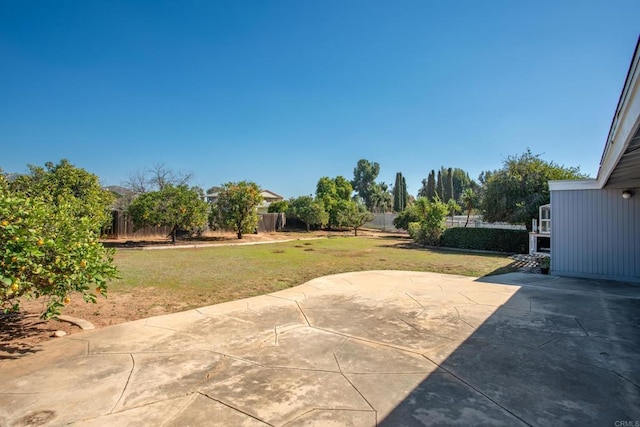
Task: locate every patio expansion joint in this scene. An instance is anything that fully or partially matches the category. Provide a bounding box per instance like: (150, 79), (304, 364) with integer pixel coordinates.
(420, 354), (533, 427)
(295, 301), (312, 327)
(196, 391), (274, 426)
(613, 370), (640, 390)
(109, 353), (135, 414)
(404, 292), (428, 310)
(453, 306), (477, 330)
(574, 318), (590, 336)
(310, 326), (424, 356)
(332, 353), (378, 424)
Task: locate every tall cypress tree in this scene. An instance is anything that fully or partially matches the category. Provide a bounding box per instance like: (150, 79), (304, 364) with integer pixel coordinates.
(393, 172), (404, 212)
(426, 170), (436, 200)
(402, 177), (408, 209)
(448, 167), (454, 203)
(436, 170), (443, 200)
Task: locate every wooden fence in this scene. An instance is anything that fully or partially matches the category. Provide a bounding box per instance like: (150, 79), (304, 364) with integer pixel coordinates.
(103, 210), (286, 240)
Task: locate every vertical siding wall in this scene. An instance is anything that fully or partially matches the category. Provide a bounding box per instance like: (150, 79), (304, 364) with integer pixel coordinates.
(551, 188), (640, 281)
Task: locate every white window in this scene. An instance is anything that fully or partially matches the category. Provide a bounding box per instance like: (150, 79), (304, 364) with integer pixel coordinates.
(539, 204), (551, 234)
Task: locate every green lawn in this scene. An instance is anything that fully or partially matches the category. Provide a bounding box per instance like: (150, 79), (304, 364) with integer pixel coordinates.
(110, 236), (517, 311)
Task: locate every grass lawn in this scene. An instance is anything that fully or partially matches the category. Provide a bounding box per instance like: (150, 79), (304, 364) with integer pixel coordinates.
(110, 235), (518, 313)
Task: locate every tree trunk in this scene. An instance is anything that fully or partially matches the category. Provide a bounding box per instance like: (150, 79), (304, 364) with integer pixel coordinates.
(171, 227), (177, 244)
(306, 222), (310, 232)
(354, 227), (358, 236)
(465, 208), (471, 227)
(237, 230), (243, 239)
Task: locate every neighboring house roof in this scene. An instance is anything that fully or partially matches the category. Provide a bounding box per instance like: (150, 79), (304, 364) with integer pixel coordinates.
(261, 190), (284, 200)
(206, 189), (284, 203)
(551, 36), (640, 191)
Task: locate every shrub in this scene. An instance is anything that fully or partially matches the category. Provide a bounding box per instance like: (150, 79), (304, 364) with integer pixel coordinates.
(440, 227), (528, 253)
(1, 186), (118, 318)
(393, 204), (421, 230)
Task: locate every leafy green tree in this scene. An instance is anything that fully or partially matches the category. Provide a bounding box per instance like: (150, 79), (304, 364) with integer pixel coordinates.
(393, 173), (409, 212)
(392, 203), (422, 231)
(288, 196), (328, 231)
(481, 149), (586, 229)
(1, 163), (118, 319)
(129, 185), (209, 243)
(410, 197), (449, 246)
(351, 159), (380, 210)
(335, 200), (374, 236)
(446, 198), (461, 226)
(268, 200), (289, 213)
(461, 188), (478, 227)
(370, 182), (393, 213)
(316, 176), (353, 228)
(210, 181), (264, 239)
(436, 170), (443, 200)
(451, 168), (474, 202)
(426, 170), (436, 200)
(9, 159), (114, 229)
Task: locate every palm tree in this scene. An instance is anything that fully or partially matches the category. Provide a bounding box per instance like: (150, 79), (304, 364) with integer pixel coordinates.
(461, 188), (477, 228)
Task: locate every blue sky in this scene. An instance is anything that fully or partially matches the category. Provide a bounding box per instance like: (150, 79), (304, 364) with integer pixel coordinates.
(1, 1), (639, 198)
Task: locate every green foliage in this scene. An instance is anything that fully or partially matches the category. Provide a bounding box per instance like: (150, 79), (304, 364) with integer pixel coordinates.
(351, 159), (380, 210)
(1, 170), (118, 319)
(440, 228), (529, 253)
(335, 200), (374, 236)
(128, 184), (209, 243)
(316, 176), (353, 228)
(393, 204), (422, 230)
(210, 181), (263, 239)
(461, 188), (478, 227)
(393, 172), (408, 212)
(410, 197), (449, 246)
(369, 182), (393, 213)
(481, 149), (586, 228)
(268, 200), (289, 213)
(447, 198), (461, 224)
(9, 159), (114, 231)
(288, 196), (328, 231)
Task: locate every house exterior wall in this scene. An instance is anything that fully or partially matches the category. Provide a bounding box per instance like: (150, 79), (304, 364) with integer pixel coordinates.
(551, 188), (640, 282)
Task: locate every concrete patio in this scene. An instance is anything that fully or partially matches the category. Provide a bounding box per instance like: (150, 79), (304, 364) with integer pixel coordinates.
(1, 271), (638, 426)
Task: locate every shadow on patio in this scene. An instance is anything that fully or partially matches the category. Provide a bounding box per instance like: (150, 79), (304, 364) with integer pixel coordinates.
(378, 272), (640, 426)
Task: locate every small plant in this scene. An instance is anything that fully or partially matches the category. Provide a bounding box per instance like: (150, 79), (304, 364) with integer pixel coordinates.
(539, 256), (550, 274)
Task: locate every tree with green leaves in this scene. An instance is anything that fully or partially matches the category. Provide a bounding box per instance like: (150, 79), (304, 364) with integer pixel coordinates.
(335, 200), (374, 236)
(9, 159), (114, 228)
(288, 196), (328, 231)
(436, 170), (444, 200)
(209, 181), (264, 239)
(408, 197), (449, 246)
(351, 159), (380, 210)
(480, 149), (587, 229)
(393, 203), (422, 231)
(129, 184), (209, 243)
(370, 182), (393, 213)
(460, 188), (478, 227)
(267, 200), (289, 213)
(2, 161), (118, 319)
(393, 173), (409, 212)
(446, 198), (461, 226)
(316, 176), (353, 228)
(426, 170), (436, 200)
(451, 168), (474, 202)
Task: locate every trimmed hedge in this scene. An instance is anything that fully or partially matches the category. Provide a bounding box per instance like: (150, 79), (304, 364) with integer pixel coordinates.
(440, 227), (528, 254)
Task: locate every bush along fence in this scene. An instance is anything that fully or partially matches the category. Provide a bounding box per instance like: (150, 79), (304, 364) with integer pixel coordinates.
(440, 227), (529, 254)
